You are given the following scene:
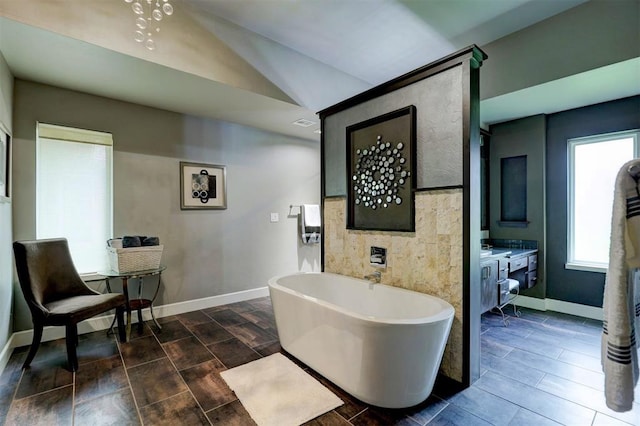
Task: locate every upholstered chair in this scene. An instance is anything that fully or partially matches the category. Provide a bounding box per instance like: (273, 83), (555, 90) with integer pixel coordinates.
(13, 238), (127, 372)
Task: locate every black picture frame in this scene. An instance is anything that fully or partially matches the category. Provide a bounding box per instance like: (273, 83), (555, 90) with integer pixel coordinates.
(346, 105), (416, 231)
(0, 127), (10, 201)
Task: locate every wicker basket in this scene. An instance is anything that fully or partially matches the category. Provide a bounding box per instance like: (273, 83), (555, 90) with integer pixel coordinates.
(107, 245), (164, 273)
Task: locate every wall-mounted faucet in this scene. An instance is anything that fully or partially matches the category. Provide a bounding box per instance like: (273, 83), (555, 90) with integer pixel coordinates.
(364, 271), (382, 284)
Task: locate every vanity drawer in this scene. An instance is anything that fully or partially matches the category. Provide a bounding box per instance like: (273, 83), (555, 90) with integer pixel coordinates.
(528, 254), (538, 271)
(498, 258), (509, 280)
(498, 280), (511, 305)
(526, 270), (538, 288)
(509, 256), (528, 272)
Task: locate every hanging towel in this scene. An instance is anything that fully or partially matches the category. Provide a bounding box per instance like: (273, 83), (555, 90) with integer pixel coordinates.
(301, 204), (321, 244)
(302, 204), (321, 228)
(602, 159), (640, 412)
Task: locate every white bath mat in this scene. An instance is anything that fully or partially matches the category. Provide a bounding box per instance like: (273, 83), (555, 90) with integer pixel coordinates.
(220, 353), (343, 426)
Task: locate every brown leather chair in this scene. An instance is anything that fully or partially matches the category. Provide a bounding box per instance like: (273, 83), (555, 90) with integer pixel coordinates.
(13, 238), (127, 372)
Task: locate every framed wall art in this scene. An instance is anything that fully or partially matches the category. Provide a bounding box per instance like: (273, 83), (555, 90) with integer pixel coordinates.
(0, 126), (10, 202)
(346, 105), (416, 231)
(180, 161), (227, 210)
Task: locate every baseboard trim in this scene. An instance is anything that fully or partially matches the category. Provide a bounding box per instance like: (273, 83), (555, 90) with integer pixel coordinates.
(515, 295), (603, 321)
(2, 286), (270, 372)
(0, 333), (17, 374)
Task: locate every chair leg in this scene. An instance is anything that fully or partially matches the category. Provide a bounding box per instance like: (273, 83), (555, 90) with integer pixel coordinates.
(66, 324), (79, 372)
(137, 306), (143, 334)
(115, 307), (126, 343)
(23, 322), (43, 369)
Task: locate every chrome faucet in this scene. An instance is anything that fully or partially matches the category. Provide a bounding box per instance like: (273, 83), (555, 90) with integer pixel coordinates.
(364, 271), (382, 283)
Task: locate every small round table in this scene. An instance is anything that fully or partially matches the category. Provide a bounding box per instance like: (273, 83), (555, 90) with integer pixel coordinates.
(98, 266), (166, 341)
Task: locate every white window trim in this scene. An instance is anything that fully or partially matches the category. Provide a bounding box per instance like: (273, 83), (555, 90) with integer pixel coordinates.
(565, 262), (607, 274)
(36, 122), (114, 274)
(566, 129), (640, 273)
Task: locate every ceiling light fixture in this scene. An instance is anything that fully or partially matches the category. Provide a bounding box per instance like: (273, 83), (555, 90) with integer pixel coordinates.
(124, 0), (174, 51)
(292, 119), (316, 128)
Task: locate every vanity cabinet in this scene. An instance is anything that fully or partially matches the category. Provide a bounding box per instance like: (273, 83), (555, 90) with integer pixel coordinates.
(481, 258), (510, 313)
(480, 248), (538, 315)
(507, 252), (538, 289)
(480, 260), (498, 314)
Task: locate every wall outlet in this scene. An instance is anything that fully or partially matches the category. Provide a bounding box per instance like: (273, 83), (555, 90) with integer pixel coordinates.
(270, 212), (279, 223)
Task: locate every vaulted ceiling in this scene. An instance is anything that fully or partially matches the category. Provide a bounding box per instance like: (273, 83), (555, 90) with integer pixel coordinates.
(0, 0), (637, 141)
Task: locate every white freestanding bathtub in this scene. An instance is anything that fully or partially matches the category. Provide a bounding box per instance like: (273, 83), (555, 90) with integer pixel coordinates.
(268, 272), (454, 408)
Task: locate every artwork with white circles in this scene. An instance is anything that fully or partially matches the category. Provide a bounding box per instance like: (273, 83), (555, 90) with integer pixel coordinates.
(180, 162), (227, 210)
(346, 106), (416, 231)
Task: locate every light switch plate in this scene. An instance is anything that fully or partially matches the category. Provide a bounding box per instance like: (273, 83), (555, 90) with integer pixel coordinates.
(270, 212), (279, 223)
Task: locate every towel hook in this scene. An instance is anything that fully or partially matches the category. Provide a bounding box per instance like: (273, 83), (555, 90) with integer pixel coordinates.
(289, 204), (301, 215)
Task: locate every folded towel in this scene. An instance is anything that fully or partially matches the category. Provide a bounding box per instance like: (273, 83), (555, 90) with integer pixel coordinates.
(122, 236), (142, 248)
(121, 235), (161, 247)
(142, 237), (160, 246)
(602, 159), (640, 412)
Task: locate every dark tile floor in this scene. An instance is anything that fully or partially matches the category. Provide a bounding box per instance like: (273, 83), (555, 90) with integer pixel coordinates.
(0, 298), (637, 425)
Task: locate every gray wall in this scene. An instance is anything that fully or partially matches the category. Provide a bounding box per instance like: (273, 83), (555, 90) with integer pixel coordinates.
(546, 96), (640, 306)
(480, 0), (640, 100)
(489, 115), (546, 298)
(12, 79), (320, 331)
(324, 67), (463, 195)
(0, 52), (13, 354)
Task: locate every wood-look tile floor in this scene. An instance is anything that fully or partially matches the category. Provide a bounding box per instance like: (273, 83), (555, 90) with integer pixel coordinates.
(0, 298), (638, 425)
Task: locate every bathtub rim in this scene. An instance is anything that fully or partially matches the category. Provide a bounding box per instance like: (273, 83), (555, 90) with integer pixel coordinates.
(268, 271), (454, 325)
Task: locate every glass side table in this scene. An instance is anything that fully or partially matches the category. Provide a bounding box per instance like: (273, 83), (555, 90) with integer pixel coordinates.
(97, 266), (166, 341)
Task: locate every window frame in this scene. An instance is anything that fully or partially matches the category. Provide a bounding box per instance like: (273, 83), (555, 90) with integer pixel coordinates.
(35, 122), (114, 274)
(566, 129), (640, 273)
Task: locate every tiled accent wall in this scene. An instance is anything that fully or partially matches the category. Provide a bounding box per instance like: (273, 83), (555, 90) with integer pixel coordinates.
(324, 190), (464, 381)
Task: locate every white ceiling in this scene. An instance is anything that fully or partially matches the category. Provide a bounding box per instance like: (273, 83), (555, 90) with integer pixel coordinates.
(188, 0), (583, 85)
(1, 0), (635, 142)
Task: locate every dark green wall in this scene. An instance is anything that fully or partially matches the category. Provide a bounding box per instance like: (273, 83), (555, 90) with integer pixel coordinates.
(546, 95), (640, 307)
(489, 115), (546, 299)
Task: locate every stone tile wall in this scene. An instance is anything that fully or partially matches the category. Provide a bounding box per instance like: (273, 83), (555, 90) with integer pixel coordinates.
(324, 189), (463, 381)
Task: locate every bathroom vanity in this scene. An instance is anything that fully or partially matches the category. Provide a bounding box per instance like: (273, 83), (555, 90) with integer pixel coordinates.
(480, 242), (538, 314)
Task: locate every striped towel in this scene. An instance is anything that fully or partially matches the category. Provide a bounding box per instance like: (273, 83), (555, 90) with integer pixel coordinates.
(602, 159), (640, 412)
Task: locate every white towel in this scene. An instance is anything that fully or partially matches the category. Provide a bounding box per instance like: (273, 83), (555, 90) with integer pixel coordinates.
(302, 204), (321, 227)
(602, 159), (640, 412)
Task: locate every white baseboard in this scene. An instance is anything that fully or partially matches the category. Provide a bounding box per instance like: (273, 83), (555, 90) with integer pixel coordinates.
(0, 333), (16, 375)
(0, 286), (270, 373)
(515, 295), (603, 321)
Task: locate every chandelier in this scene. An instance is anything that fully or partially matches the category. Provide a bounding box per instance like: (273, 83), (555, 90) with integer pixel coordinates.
(124, 0), (174, 51)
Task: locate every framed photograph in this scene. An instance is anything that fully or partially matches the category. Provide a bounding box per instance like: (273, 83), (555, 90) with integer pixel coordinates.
(180, 161), (227, 210)
(346, 105), (416, 231)
(0, 127), (10, 202)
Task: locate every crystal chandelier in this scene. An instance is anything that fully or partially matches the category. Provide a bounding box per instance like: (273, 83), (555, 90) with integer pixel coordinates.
(124, 0), (174, 51)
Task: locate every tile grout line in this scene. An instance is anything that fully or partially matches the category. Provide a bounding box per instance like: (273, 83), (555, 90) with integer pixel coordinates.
(115, 335), (145, 426)
(3, 366), (25, 423)
(347, 407), (368, 423)
(480, 313), (605, 424)
(148, 322), (215, 426)
(187, 308), (275, 420)
(70, 370), (76, 426)
(413, 397), (448, 426)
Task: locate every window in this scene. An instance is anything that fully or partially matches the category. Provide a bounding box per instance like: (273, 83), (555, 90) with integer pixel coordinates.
(36, 123), (113, 274)
(567, 129), (639, 272)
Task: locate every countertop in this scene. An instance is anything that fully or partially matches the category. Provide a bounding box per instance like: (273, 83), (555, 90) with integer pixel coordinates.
(480, 247), (537, 261)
